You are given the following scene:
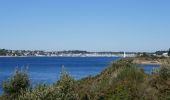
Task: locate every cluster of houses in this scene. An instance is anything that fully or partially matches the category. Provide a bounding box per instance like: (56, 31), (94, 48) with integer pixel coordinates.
(0, 49), (137, 57)
(153, 52), (169, 57)
(0, 49), (169, 57)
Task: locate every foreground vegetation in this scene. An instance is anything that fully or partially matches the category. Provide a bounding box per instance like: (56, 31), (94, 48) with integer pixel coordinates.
(0, 58), (170, 100)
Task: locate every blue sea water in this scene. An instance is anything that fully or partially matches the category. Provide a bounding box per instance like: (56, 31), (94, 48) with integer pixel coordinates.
(0, 57), (160, 94)
(139, 64), (160, 74)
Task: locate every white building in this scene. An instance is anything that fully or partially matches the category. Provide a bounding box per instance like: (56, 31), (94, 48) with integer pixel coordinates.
(162, 53), (168, 57)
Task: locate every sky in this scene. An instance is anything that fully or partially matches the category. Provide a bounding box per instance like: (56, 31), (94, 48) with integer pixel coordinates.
(0, 0), (170, 52)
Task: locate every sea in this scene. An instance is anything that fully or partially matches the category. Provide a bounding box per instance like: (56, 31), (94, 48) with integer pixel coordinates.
(0, 57), (160, 94)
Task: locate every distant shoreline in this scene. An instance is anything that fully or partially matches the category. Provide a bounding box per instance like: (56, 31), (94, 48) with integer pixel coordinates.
(132, 57), (170, 65)
(134, 61), (161, 65)
(0, 56), (120, 58)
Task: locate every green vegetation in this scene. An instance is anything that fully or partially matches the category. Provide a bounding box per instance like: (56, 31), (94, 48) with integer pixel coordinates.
(168, 48), (170, 57)
(1, 68), (29, 100)
(0, 59), (170, 100)
(0, 49), (8, 56)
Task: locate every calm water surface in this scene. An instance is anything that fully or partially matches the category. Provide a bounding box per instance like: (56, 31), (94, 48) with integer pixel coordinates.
(0, 57), (159, 94)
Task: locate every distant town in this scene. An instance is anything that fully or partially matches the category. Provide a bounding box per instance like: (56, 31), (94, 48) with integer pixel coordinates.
(0, 49), (169, 57)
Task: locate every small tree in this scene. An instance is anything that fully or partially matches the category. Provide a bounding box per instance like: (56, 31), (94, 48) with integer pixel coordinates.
(55, 66), (78, 100)
(0, 49), (7, 56)
(2, 68), (30, 99)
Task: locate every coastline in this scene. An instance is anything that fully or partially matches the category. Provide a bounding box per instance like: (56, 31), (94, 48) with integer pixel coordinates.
(0, 56), (120, 58)
(133, 59), (161, 65)
(133, 61), (161, 65)
(132, 57), (170, 65)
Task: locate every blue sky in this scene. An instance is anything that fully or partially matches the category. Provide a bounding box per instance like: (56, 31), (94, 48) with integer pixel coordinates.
(0, 0), (169, 52)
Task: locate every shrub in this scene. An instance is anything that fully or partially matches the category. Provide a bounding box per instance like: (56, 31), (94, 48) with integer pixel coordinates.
(117, 66), (145, 83)
(106, 84), (131, 100)
(2, 68), (30, 99)
(148, 64), (170, 100)
(18, 66), (78, 100)
(17, 84), (60, 100)
(54, 66), (78, 100)
(159, 65), (170, 80)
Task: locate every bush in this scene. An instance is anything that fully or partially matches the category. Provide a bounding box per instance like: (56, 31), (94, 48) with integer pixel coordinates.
(2, 68), (30, 99)
(117, 66), (145, 83)
(148, 64), (170, 100)
(17, 84), (59, 100)
(17, 67), (78, 100)
(159, 65), (170, 80)
(106, 84), (131, 100)
(54, 66), (78, 100)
